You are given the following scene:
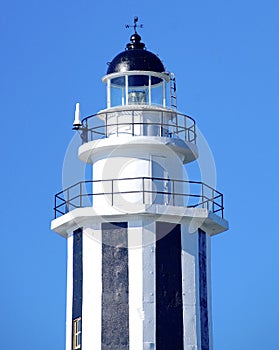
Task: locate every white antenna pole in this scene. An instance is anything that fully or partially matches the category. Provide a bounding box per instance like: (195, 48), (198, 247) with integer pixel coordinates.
(73, 102), (82, 128)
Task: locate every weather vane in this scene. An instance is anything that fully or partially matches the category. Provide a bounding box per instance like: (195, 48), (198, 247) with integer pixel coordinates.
(125, 16), (143, 33)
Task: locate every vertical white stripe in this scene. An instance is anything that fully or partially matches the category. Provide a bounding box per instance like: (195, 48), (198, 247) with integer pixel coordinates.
(142, 220), (156, 347)
(82, 227), (102, 350)
(181, 224), (199, 350)
(128, 224), (144, 350)
(65, 233), (73, 350)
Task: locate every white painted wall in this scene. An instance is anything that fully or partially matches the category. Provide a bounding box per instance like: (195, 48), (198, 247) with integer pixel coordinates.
(128, 222), (144, 350)
(142, 220), (156, 347)
(181, 224), (199, 350)
(92, 156), (150, 209)
(82, 226), (102, 350)
(65, 233), (73, 350)
(90, 142), (185, 212)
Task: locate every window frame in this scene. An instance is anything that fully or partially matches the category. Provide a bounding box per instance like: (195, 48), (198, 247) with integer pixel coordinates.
(73, 317), (82, 350)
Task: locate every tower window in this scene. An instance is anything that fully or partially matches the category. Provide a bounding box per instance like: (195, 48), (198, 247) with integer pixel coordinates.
(73, 317), (81, 349)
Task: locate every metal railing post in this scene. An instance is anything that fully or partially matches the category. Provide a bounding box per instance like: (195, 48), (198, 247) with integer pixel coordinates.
(160, 112), (163, 136)
(148, 75), (152, 105)
(184, 115), (186, 141)
(176, 113), (179, 139)
(66, 188), (69, 213)
(105, 113), (108, 138)
(142, 178), (145, 204)
(111, 179), (114, 206)
(80, 182), (82, 208)
(201, 183), (204, 209)
(132, 110), (134, 136)
(172, 179), (175, 205)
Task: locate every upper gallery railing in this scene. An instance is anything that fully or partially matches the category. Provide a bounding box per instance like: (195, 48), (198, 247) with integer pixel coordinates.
(78, 108), (196, 144)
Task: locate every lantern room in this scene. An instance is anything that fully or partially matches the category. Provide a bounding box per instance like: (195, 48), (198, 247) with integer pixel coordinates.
(103, 33), (173, 109)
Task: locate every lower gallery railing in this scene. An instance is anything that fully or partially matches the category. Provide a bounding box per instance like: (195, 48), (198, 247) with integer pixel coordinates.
(54, 177), (224, 219)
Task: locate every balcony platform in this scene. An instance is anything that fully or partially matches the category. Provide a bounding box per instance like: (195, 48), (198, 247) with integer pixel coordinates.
(51, 204), (228, 238)
(79, 135), (198, 164)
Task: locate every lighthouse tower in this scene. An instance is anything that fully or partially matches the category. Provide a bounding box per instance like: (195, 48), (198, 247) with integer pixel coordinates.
(51, 19), (228, 350)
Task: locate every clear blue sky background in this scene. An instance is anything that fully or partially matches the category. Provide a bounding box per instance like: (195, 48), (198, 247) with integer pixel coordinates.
(1, 0), (278, 349)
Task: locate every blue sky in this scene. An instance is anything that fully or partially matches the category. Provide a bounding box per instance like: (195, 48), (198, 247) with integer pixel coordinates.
(1, 0), (279, 349)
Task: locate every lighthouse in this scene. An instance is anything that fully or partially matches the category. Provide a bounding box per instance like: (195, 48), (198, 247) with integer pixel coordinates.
(51, 18), (228, 350)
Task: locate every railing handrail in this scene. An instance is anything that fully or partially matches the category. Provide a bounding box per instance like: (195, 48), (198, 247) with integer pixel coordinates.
(81, 109), (196, 125)
(54, 177), (224, 219)
(78, 108), (196, 144)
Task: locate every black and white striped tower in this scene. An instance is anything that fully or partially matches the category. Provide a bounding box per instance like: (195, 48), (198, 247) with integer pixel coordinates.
(51, 19), (228, 350)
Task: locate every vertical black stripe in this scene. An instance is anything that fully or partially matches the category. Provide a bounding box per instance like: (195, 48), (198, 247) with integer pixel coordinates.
(101, 222), (129, 350)
(199, 228), (209, 350)
(72, 228), (83, 348)
(156, 222), (183, 350)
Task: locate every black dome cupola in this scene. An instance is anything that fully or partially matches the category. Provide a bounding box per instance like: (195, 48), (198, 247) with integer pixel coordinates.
(107, 21), (165, 76)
